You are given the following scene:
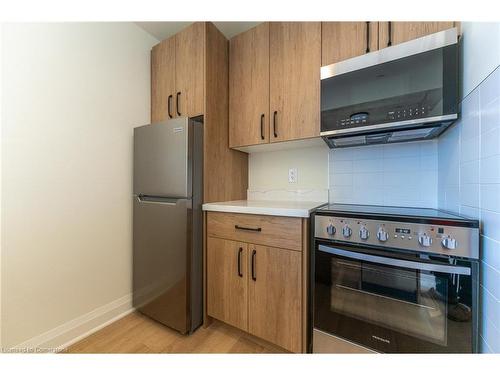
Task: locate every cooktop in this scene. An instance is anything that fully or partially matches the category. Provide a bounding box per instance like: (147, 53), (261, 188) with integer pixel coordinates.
(316, 203), (478, 224)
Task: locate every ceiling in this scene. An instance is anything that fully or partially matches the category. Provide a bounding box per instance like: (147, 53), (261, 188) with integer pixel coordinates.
(135, 22), (261, 41)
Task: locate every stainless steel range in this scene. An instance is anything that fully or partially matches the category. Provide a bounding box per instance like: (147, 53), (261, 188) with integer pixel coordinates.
(311, 204), (479, 353)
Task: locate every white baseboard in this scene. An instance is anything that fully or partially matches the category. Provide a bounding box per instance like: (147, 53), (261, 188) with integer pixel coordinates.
(13, 293), (134, 352)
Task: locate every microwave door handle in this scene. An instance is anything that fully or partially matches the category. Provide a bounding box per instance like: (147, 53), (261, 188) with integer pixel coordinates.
(318, 245), (471, 276)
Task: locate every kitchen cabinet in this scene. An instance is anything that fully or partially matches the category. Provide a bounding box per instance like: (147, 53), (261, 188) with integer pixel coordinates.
(151, 22), (204, 122)
(269, 22), (321, 143)
(206, 237), (248, 331)
(151, 37), (176, 123)
(151, 22), (248, 204)
(175, 22), (205, 118)
(321, 22), (379, 66)
(378, 22), (457, 48)
(229, 22), (321, 148)
(229, 23), (270, 148)
(205, 211), (308, 352)
(248, 244), (302, 353)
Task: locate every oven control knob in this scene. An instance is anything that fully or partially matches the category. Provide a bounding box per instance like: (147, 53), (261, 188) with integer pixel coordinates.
(326, 224), (336, 236)
(342, 225), (352, 238)
(377, 228), (388, 242)
(359, 226), (369, 240)
(418, 233), (433, 247)
(441, 237), (457, 250)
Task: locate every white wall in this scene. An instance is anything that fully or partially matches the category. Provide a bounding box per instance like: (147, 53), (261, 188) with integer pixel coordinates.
(1, 23), (157, 348)
(461, 22), (500, 98)
(247, 146), (329, 202)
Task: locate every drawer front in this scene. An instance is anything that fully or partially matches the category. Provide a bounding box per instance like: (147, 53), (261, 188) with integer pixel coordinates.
(207, 212), (302, 251)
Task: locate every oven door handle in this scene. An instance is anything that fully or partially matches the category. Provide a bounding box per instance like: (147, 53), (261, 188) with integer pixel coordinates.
(318, 245), (471, 275)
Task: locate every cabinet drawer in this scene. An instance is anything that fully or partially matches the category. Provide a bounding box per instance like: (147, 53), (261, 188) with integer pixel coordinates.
(207, 212), (302, 251)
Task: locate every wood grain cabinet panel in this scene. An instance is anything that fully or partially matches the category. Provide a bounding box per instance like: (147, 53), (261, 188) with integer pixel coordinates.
(175, 22), (205, 118)
(207, 212), (302, 251)
(378, 22), (457, 47)
(248, 244), (302, 353)
(151, 37), (176, 123)
(229, 23), (270, 148)
(207, 237), (248, 331)
(269, 22), (321, 143)
(322, 22), (379, 66)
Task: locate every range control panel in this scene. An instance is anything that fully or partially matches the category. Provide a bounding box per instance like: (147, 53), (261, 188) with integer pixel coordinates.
(314, 215), (479, 259)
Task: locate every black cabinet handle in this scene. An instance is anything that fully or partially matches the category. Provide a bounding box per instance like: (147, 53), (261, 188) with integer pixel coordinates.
(366, 22), (370, 53)
(388, 21), (392, 47)
(260, 114), (265, 140)
(235, 225), (261, 232)
(237, 247), (243, 277)
(273, 110), (278, 138)
(167, 95), (173, 118)
(176, 92), (181, 116)
(251, 250), (257, 281)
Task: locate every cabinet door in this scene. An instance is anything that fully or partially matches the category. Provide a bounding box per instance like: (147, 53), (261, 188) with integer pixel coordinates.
(229, 23), (270, 148)
(151, 37), (176, 123)
(175, 22), (205, 118)
(378, 22), (456, 48)
(322, 22), (379, 66)
(207, 237), (248, 331)
(269, 22), (321, 143)
(248, 244), (302, 352)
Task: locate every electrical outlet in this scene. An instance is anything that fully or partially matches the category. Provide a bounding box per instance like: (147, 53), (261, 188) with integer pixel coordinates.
(288, 168), (298, 183)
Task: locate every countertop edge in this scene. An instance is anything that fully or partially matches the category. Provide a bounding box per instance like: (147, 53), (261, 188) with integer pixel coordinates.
(202, 202), (327, 218)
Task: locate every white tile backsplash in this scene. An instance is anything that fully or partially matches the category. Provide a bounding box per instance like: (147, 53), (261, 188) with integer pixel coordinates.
(438, 66), (500, 352)
(328, 141), (438, 208)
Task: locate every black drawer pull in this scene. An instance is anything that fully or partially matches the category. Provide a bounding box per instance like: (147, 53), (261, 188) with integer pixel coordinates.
(167, 94), (173, 118)
(237, 247), (243, 277)
(235, 225), (262, 232)
(388, 21), (392, 47)
(176, 91), (181, 116)
(260, 113), (265, 140)
(251, 250), (257, 281)
(273, 110), (278, 138)
(366, 22), (370, 53)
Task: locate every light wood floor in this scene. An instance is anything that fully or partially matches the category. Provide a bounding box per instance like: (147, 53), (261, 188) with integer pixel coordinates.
(65, 312), (286, 354)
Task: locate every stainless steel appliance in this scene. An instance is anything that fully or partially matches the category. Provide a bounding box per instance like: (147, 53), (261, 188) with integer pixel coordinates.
(321, 28), (459, 148)
(312, 204), (479, 353)
(133, 117), (203, 334)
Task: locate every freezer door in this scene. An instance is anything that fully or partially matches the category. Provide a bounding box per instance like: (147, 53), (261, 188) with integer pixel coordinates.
(133, 117), (190, 197)
(133, 195), (191, 333)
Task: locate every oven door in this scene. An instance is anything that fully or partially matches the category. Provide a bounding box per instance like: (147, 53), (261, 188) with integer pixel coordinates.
(314, 242), (477, 353)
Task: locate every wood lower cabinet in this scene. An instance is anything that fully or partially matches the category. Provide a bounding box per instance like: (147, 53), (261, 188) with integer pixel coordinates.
(206, 237), (248, 331)
(205, 212), (308, 353)
(378, 22), (457, 48)
(322, 22), (379, 66)
(269, 22), (321, 143)
(248, 244), (302, 353)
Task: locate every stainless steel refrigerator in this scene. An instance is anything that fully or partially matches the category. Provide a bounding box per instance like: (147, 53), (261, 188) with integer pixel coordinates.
(133, 117), (203, 334)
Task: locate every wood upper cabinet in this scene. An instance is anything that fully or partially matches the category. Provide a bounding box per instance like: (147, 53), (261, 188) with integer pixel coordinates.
(229, 23), (270, 148)
(175, 22), (205, 118)
(378, 22), (457, 48)
(206, 237), (248, 331)
(151, 37), (176, 123)
(322, 22), (379, 66)
(151, 22), (204, 122)
(269, 22), (321, 143)
(248, 244), (302, 353)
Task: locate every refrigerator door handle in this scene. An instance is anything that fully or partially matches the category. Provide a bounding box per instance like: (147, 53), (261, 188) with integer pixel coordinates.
(136, 195), (187, 206)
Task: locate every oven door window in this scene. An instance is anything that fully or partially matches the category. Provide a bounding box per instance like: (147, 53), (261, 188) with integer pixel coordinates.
(314, 245), (474, 353)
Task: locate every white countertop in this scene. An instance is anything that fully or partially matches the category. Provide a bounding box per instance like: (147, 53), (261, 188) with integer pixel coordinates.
(202, 200), (327, 218)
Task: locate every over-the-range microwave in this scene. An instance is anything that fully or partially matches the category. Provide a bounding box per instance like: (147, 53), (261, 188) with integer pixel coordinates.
(320, 28), (459, 148)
